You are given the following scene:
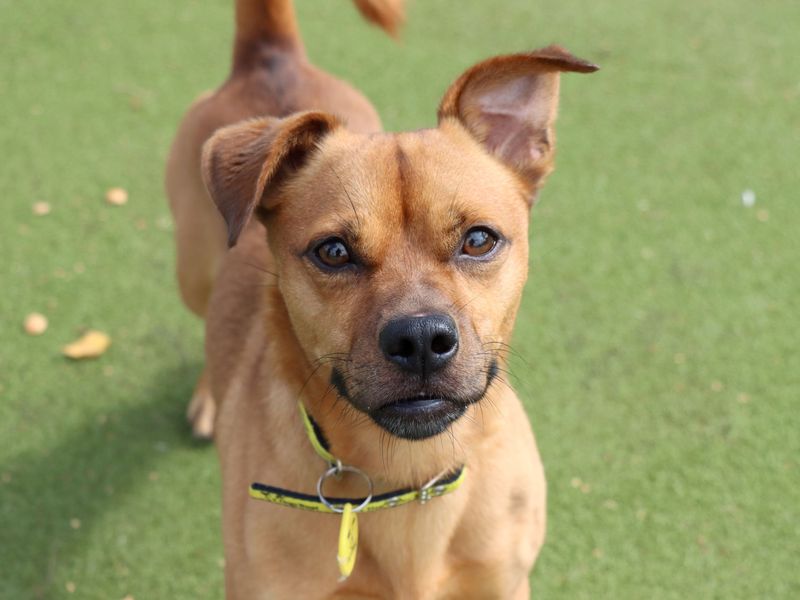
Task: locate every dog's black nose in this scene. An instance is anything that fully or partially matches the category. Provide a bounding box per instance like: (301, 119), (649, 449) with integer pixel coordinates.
(379, 314), (459, 376)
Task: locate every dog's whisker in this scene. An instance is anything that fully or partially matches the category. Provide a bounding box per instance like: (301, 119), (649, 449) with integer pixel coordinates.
(241, 260), (279, 279)
(452, 293), (482, 316)
(330, 164), (362, 231)
(481, 339), (530, 367)
(482, 379), (512, 412)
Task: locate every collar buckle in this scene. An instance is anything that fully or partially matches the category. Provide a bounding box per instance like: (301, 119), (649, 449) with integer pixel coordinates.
(418, 469), (448, 505)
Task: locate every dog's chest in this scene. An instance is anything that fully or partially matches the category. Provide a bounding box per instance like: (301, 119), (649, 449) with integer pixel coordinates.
(329, 498), (519, 599)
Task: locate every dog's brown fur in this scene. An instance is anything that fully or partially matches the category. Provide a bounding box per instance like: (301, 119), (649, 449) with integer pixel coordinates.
(166, 1), (596, 597)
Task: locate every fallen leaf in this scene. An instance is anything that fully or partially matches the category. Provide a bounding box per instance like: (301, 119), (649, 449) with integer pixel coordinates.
(105, 187), (128, 206)
(63, 330), (111, 359)
(24, 313), (48, 335)
(33, 201), (52, 215)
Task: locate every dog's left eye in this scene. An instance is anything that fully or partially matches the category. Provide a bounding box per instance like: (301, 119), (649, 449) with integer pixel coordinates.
(314, 238), (352, 269)
(461, 227), (499, 257)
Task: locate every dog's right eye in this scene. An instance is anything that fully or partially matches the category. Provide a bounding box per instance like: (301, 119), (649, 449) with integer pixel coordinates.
(313, 238), (352, 269)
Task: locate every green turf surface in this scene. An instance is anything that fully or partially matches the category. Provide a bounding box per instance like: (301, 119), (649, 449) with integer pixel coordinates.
(2, 0), (798, 597)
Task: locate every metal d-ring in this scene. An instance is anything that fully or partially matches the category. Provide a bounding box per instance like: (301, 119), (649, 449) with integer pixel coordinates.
(316, 464), (374, 514)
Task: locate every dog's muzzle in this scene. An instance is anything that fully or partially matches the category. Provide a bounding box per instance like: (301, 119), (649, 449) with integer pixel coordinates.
(328, 313), (496, 440)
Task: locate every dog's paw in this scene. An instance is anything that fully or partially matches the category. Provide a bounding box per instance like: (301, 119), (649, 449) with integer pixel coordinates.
(186, 373), (216, 440)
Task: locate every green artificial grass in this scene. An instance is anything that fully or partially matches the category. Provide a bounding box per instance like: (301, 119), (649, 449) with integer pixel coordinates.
(1, 0), (798, 597)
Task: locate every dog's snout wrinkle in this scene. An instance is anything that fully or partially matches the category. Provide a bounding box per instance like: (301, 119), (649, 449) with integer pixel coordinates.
(379, 314), (458, 376)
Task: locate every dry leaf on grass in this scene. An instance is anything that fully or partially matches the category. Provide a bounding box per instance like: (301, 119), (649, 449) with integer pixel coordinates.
(32, 201), (52, 215)
(24, 313), (48, 335)
(63, 330), (111, 359)
(105, 187), (128, 206)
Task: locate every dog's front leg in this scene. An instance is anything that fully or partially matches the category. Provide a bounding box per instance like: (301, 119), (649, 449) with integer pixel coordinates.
(186, 367), (216, 439)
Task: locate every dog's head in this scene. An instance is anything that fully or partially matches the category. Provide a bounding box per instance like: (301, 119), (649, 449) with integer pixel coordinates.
(202, 46), (596, 441)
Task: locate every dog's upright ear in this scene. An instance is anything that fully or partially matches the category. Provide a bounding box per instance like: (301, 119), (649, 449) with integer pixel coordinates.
(202, 111), (340, 246)
(438, 45), (598, 202)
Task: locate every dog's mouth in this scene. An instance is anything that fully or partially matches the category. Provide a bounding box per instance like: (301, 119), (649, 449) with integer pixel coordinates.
(330, 360), (498, 441)
(369, 395), (468, 441)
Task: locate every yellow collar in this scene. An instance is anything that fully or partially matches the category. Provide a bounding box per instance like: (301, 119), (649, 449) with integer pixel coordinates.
(297, 398), (338, 465)
(248, 402), (467, 513)
(248, 402), (467, 580)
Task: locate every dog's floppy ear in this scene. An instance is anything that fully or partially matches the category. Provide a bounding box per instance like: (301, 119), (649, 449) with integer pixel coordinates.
(438, 45), (598, 201)
(202, 111), (340, 246)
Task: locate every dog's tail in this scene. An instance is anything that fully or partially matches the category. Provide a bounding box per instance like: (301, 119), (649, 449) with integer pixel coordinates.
(352, 0), (405, 37)
(234, 0), (404, 55)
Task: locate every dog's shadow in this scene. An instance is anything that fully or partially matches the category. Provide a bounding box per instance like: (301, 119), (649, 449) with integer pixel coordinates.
(0, 363), (214, 598)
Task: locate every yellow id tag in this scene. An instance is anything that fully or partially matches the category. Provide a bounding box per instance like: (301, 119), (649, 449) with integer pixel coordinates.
(337, 502), (359, 580)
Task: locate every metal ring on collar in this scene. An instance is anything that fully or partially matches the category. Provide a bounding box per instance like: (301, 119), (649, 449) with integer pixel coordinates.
(316, 464), (374, 514)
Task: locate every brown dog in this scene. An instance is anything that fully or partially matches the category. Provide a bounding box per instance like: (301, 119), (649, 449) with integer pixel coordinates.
(166, 0), (596, 597)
